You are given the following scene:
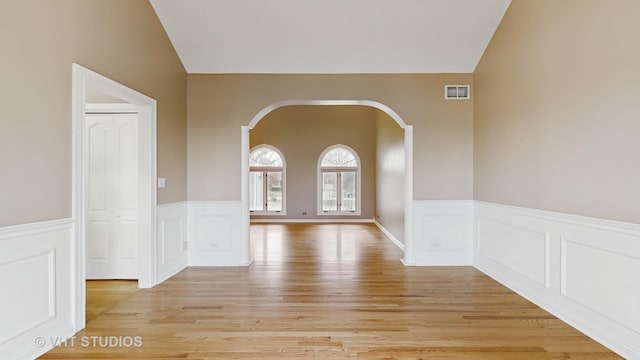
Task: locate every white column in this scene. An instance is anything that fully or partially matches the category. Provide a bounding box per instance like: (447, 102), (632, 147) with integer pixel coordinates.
(240, 126), (251, 265)
(403, 125), (414, 265)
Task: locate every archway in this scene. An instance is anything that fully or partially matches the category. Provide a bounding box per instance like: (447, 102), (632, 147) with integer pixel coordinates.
(240, 100), (414, 266)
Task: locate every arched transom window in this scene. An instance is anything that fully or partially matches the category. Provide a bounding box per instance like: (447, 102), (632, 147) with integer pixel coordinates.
(318, 145), (361, 215)
(250, 145), (285, 214)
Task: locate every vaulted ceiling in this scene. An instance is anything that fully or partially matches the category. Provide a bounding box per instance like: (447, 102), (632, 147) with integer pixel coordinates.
(150, 0), (511, 74)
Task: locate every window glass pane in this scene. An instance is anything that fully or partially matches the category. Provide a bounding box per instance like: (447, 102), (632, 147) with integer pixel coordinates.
(321, 147), (357, 167)
(249, 171), (263, 211)
(250, 147), (283, 167)
(322, 172), (338, 211)
(447, 86), (458, 98)
(458, 86), (469, 98)
(341, 171), (356, 212)
(266, 171), (283, 212)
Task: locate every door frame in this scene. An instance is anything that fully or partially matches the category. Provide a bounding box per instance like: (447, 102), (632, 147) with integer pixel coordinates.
(240, 100), (414, 266)
(71, 64), (157, 331)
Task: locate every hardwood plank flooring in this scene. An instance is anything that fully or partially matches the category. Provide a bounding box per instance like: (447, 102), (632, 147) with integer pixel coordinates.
(84, 280), (140, 324)
(40, 223), (621, 359)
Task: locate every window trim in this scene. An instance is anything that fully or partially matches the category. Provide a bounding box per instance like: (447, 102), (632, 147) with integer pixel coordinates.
(249, 144), (286, 216)
(317, 144), (362, 216)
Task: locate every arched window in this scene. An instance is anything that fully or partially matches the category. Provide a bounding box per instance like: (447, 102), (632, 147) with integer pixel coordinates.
(249, 145), (285, 214)
(318, 145), (361, 215)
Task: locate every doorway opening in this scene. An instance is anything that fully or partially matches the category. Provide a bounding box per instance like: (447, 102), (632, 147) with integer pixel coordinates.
(240, 100), (414, 266)
(71, 64), (157, 331)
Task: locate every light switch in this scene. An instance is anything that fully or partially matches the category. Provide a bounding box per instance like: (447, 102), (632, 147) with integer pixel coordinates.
(157, 178), (166, 188)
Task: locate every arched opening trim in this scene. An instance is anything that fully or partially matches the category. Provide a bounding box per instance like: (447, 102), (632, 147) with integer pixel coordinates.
(248, 100), (407, 129)
(240, 100), (414, 266)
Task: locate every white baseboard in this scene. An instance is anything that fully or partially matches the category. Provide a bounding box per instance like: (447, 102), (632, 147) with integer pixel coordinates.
(474, 201), (640, 360)
(0, 218), (75, 360)
(251, 218), (374, 223)
(157, 202), (188, 282)
(374, 220), (404, 251)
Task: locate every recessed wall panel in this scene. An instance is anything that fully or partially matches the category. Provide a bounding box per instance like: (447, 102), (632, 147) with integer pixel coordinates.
(0, 251), (54, 344)
(423, 214), (467, 251)
(477, 217), (548, 286)
(562, 239), (640, 334)
(162, 217), (183, 263)
(195, 215), (232, 251)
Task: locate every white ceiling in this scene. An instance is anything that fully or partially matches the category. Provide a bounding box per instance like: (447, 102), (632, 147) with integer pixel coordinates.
(150, 0), (511, 74)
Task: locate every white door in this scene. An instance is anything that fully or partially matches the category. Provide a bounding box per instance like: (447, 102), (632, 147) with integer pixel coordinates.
(85, 113), (139, 279)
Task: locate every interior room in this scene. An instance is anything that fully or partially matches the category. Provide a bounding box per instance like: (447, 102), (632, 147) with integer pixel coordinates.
(1, 1), (638, 359)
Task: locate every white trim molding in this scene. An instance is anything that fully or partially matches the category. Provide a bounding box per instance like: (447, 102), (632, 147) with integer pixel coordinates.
(247, 100), (408, 130)
(0, 218), (75, 360)
(402, 125), (414, 265)
(374, 220), (404, 251)
(240, 127), (251, 265)
(243, 100), (414, 268)
(72, 64), (158, 334)
(474, 201), (640, 360)
(4, 201), (637, 358)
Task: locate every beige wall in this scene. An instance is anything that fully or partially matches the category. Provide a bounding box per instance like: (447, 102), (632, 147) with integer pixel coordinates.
(0, 0), (187, 226)
(188, 74), (474, 202)
(474, 0), (640, 223)
(375, 110), (405, 242)
(250, 105), (376, 220)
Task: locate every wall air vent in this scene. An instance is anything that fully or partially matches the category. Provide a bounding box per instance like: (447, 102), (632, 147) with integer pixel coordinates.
(445, 85), (470, 100)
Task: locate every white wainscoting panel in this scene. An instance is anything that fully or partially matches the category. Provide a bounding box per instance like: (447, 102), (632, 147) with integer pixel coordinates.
(188, 201), (243, 266)
(474, 201), (640, 360)
(561, 237), (640, 335)
(476, 217), (550, 288)
(411, 200), (473, 265)
(157, 202), (188, 283)
(0, 219), (75, 360)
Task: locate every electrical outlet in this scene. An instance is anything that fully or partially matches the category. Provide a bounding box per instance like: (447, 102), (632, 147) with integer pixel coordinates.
(302, 211), (308, 215)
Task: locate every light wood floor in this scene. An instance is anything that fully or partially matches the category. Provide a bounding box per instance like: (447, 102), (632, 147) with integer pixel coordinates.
(41, 223), (620, 359)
